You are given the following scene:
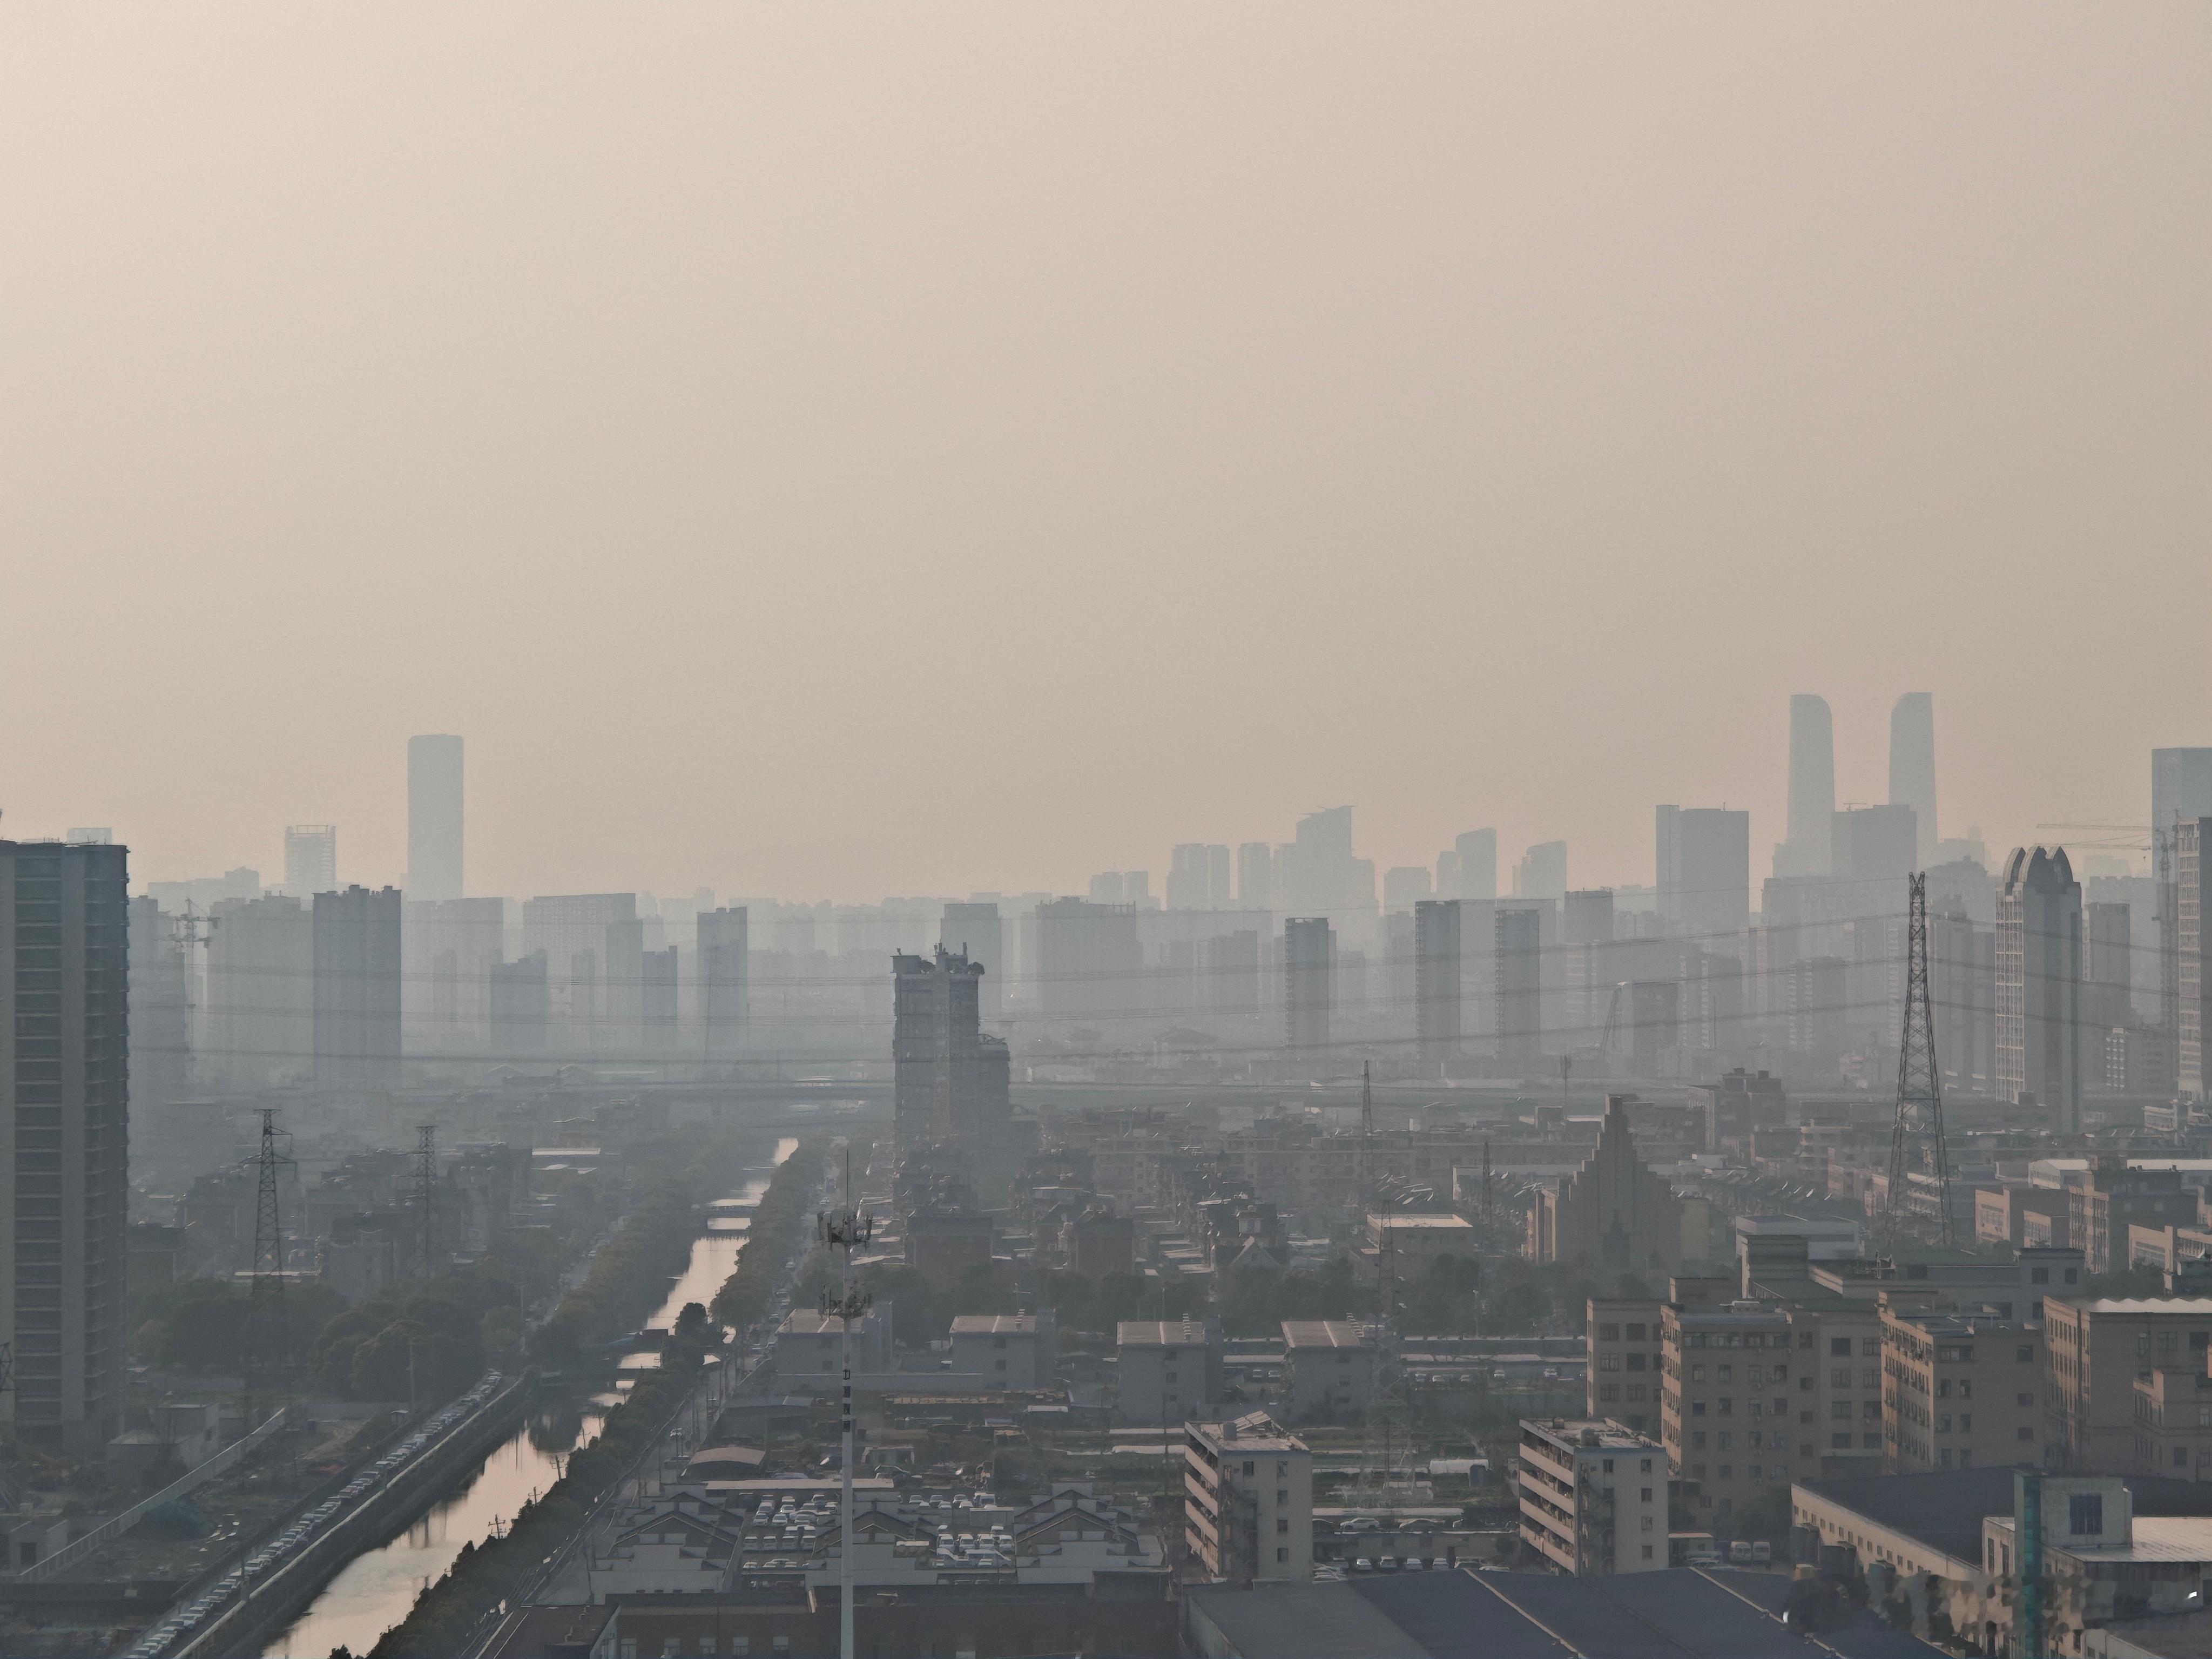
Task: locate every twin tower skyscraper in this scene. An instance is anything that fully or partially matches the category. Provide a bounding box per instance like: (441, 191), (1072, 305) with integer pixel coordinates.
(1775, 692), (1937, 878)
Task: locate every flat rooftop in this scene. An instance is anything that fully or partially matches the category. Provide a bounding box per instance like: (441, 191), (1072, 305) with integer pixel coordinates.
(1521, 1418), (1660, 1452)
(949, 1314), (1044, 1334)
(1117, 1319), (1212, 1347)
(1284, 1320), (1378, 1350)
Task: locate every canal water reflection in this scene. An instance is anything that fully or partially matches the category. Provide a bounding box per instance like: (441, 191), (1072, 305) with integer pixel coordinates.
(262, 1136), (799, 1657)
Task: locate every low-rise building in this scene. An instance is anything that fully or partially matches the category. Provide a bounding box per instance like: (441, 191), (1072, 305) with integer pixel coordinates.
(1184, 1412), (1314, 1587)
(1879, 1303), (2043, 1473)
(1280, 1320), (1379, 1421)
(773, 1306), (893, 1385)
(1116, 1317), (1223, 1426)
(1364, 1212), (1478, 1272)
(949, 1313), (1056, 1389)
(1516, 1417), (1667, 1575)
(2044, 1298), (2212, 1473)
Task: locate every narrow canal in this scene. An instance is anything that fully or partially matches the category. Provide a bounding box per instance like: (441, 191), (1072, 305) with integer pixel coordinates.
(262, 1136), (799, 1657)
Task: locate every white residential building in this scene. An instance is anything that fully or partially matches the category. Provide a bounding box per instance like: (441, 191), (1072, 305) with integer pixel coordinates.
(1184, 1412), (1314, 1586)
(1517, 1418), (1667, 1576)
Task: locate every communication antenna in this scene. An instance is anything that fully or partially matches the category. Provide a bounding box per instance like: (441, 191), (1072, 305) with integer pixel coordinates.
(171, 901), (218, 1090)
(817, 1145), (874, 1659)
(1882, 874), (1954, 1249)
(241, 1109), (296, 1428)
(413, 1125), (441, 1278)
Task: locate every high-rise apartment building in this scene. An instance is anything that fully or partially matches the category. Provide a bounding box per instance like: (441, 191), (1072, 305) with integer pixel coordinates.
(1528, 1096), (1682, 1272)
(940, 901), (1001, 1019)
(1382, 866), (1432, 912)
(489, 953), (550, 1053)
(640, 946), (678, 1049)
(1832, 805), (1918, 886)
(891, 946), (1010, 1162)
(2179, 820), (2212, 1098)
(1655, 806), (1750, 939)
(1996, 846), (2082, 1130)
(1199, 930), (1262, 1015)
(1930, 911), (1996, 1088)
(401, 896), (504, 1060)
(2083, 902), (2133, 1033)
(1283, 918), (1332, 1053)
(697, 907), (750, 1057)
(1889, 693), (1938, 869)
(1495, 904), (1543, 1066)
(520, 893), (644, 1053)
(1413, 899), (1461, 1069)
(283, 824), (336, 898)
(1235, 843), (1276, 912)
(205, 894), (313, 1088)
(313, 886), (403, 1089)
(406, 734), (464, 902)
(1034, 898), (1142, 1024)
(2153, 750), (2212, 838)
(0, 838), (130, 1452)
(1776, 694), (1836, 878)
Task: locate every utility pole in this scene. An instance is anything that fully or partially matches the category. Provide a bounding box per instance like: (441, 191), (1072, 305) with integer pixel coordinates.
(241, 1109), (295, 1430)
(1883, 874), (1954, 1249)
(818, 1147), (873, 1659)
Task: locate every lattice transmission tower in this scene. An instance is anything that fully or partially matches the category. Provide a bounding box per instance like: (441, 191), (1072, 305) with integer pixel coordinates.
(1882, 874), (1954, 1249)
(241, 1109), (295, 1427)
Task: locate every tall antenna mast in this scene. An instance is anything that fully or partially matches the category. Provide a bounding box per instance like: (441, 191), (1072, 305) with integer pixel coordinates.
(413, 1125), (441, 1278)
(242, 1109), (295, 1428)
(818, 1145), (873, 1659)
(1883, 874), (1954, 1249)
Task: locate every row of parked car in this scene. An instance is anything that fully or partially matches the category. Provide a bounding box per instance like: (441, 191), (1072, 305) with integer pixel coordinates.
(124, 1372), (508, 1658)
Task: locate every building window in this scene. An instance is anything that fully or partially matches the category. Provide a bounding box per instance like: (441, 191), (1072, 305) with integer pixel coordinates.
(772, 1642), (790, 1658)
(1277, 1489), (1288, 1504)
(1627, 1323), (1646, 1341)
(620, 1644), (638, 1659)
(1642, 1545), (1655, 1560)
(2070, 1493), (2104, 1535)
(1277, 1518), (1289, 1534)
(1831, 1338), (1852, 1357)
(1278, 1461), (1289, 1476)
(700, 1643), (717, 1657)
(1277, 1547), (1290, 1562)
(1599, 1324), (1621, 1341)
(1244, 1461), (1255, 1476)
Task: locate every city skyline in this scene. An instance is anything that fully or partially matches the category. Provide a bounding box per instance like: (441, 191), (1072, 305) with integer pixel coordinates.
(4, 6), (2207, 901)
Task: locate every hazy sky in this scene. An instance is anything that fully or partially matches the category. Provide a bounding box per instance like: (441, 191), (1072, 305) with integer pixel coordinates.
(5, 5), (2207, 901)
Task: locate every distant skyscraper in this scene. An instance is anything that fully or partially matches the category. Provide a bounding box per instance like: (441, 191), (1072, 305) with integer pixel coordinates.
(2153, 750), (2212, 836)
(1889, 694), (1938, 868)
(698, 907), (750, 1057)
(1413, 900), (1461, 1070)
(1168, 845), (1232, 910)
(1513, 841), (1567, 901)
(1, 837), (130, 1451)
(1832, 805), (1918, 886)
(1236, 843), (1276, 911)
(1996, 847), (2082, 1131)
(941, 901), (1002, 1019)
(126, 895), (190, 1112)
(313, 886), (403, 1089)
(1655, 806), (1750, 939)
(1283, 807), (1359, 919)
(1382, 866), (1432, 912)
(490, 953), (551, 1054)
(284, 824), (337, 897)
(641, 946), (678, 1049)
(1776, 694), (1835, 877)
(407, 734), (464, 902)
(521, 893), (644, 1053)
(400, 896), (504, 1058)
(1283, 917), (1333, 1052)
(1458, 830), (1498, 903)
